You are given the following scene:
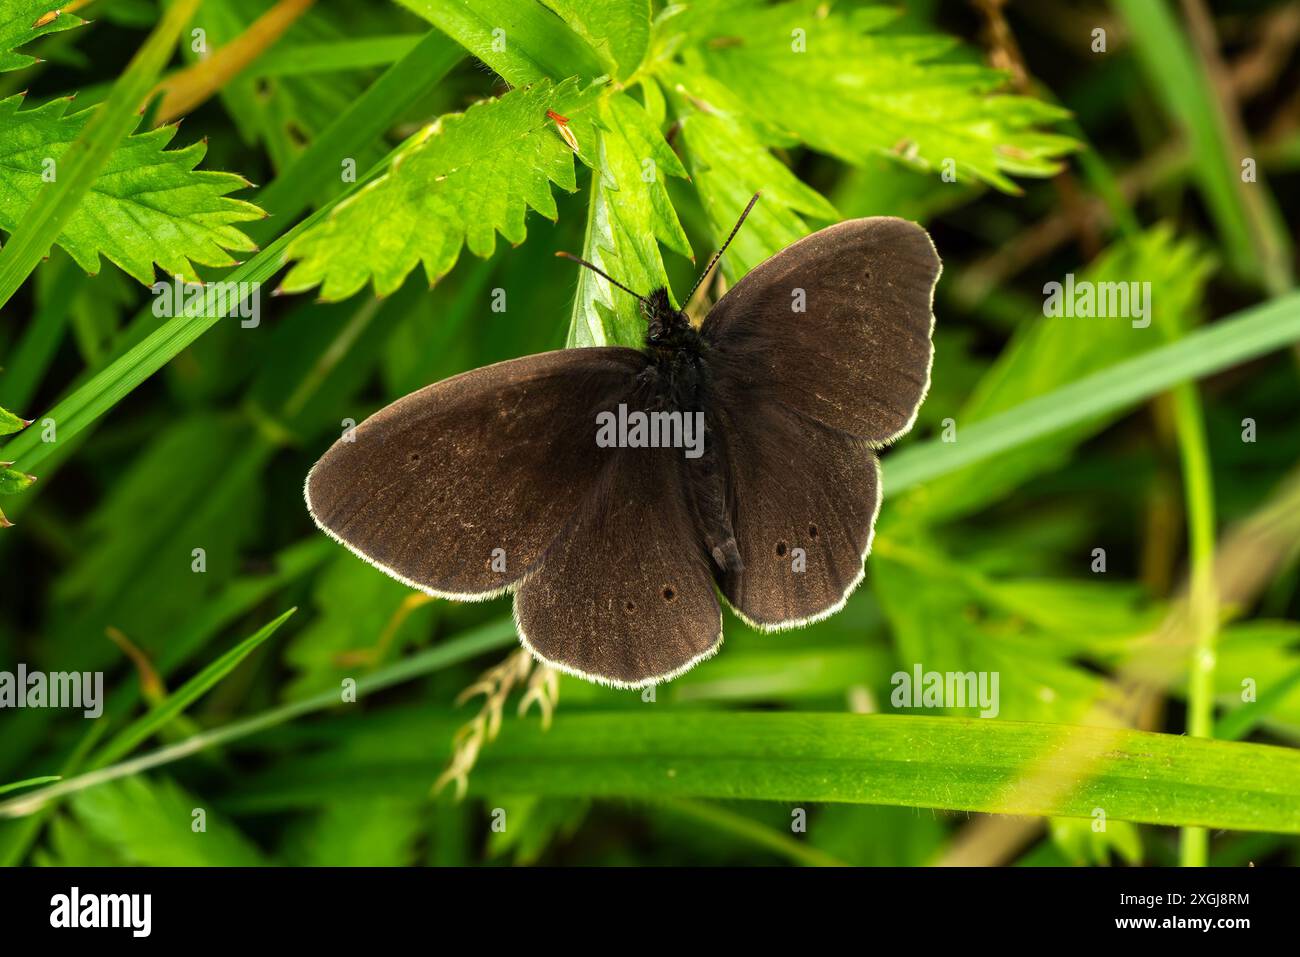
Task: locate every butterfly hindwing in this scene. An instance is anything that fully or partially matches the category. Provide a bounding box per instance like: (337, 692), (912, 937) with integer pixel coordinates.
(305, 348), (647, 599)
(515, 442), (723, 687)
(711, 400), (881, 629)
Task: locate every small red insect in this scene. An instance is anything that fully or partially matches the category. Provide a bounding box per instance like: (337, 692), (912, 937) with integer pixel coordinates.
(546, 109), (580, 154)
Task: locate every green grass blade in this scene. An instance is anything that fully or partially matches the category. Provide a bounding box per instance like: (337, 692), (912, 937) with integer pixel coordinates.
(91, 607), (297, 768)
(1114, 0), (1292, 293)
(1171, 376), (1218, 866)
(225, 713), (1300, 834)
(0, 226), (306, 472)
(462, 714), (1299, 833)
(0, 188), (382, 474)
(884, 291), (1300, 494)
(0, 0), (201, 310)
(0, 775), (60, 796)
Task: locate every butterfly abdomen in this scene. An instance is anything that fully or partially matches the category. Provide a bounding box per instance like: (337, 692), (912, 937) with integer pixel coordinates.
(681, 361), (744, 578)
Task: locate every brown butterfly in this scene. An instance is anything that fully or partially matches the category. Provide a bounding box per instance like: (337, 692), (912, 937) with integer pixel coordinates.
(306, 196), (940, 687)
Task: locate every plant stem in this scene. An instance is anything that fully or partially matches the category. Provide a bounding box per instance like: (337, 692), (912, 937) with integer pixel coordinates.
(150, 0), (317, 124)
(1173, 380), (1219, 866)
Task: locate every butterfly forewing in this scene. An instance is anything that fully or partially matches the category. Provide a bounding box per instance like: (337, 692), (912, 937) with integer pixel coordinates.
(702, 217), (940, 445)
(305, 348), (647, 599)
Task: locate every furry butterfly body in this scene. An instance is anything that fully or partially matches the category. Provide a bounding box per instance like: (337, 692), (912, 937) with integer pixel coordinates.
(306, 216), (940, 687)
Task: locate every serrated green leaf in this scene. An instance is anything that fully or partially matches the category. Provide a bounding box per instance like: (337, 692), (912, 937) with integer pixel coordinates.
(0, 0), (207, 306)
(0, 406), (31, 435)
(281, 77), (603, 300)
(671, 0), (1077, 193)
(0, 464), (36, 494)
(0, 94), (264, 284)
(567, 90), (691, 347)
(663, 64), (837, 280)
(0, 2), (84, 73)
(539, 0), (651, 81)
(247, 28), (464, 243)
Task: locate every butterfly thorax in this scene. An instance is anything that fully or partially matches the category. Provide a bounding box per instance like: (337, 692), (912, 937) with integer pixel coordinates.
(638, 288), (704, 405)
(642, 288), (700, 354)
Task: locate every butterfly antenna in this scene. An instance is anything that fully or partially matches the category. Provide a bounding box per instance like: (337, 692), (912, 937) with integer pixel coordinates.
(555, 251), (649, 304)
(685, 191), (761, 304)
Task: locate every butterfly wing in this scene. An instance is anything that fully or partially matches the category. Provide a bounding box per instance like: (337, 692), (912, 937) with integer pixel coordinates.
(701, 217), (939, 628)
(701, 217), (939, 444)
(710, 401), (880, 629)
(515, 441), (722, 688)
(305, 347), (647, 599)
